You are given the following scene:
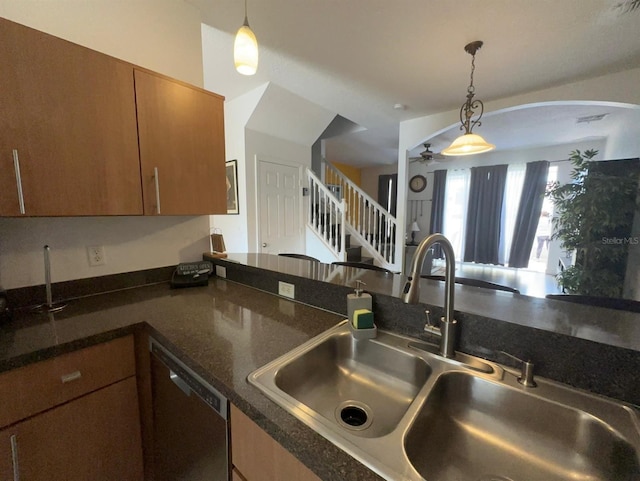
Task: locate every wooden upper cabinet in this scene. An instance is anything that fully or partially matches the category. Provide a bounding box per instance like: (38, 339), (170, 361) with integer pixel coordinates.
(0, 18), (143, 216)
(135, 69), (226, 215)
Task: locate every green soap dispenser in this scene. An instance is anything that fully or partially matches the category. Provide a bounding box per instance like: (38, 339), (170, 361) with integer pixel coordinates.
(347, 280), (372, 326)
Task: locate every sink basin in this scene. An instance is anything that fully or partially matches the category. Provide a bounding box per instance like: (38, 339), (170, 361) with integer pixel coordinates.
(405, 372), (640, 481)
(274, 329), (430, 437)
(249, 321), (640, 481)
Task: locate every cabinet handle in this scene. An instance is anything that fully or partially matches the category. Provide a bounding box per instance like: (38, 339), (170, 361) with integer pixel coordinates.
(153, 167), (161, 214)
(12, 150), (26, 215)
(60, 370), (82, 383)
(10, 434), (20, 481)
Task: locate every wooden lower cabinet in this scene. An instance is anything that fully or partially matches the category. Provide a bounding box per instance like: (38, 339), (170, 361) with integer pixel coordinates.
(230, 404), (321, 481)
(0, 376), (143, 481)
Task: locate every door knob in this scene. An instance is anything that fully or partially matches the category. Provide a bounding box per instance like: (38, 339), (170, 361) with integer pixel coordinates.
(262, 243), (267, 248)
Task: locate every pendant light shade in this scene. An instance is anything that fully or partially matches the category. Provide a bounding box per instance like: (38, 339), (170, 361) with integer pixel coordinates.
(441, 133), (495, 156)
(442, 41), (495, 157)
(234, 1), (258, 76)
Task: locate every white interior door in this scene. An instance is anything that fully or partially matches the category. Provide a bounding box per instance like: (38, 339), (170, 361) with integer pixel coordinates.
(258, 160), (303, 254)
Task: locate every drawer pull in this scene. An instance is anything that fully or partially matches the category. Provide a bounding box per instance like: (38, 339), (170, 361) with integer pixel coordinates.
(12, 150), (26, 215)
(61, 371), (82, 383)
(10, 434), (20, 481)
(153, 167), (161, 214)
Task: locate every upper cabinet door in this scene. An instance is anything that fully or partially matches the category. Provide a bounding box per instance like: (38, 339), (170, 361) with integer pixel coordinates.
(134, 69), (226, 215)
(0, 19), (143, 216)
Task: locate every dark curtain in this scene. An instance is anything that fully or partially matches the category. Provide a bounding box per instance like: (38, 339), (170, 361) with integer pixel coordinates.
(508, 161), (550, 268)
(429, 170), (447, 258)
(378, 174), (398, 215)
(464, 164), (509, 264)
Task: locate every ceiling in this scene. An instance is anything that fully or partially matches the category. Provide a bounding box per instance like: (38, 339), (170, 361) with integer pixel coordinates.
(186, 0), (640, 166)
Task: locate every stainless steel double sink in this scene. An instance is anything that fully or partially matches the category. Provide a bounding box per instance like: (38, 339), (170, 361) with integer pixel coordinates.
(248, 320), (640, 481)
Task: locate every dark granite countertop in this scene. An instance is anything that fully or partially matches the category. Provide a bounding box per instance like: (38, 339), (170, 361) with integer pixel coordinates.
(0, 279), (384, 481)
(208, 253), (640, 352)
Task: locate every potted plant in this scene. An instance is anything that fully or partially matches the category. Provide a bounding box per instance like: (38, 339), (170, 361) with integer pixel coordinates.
(547, 149), (639, 297)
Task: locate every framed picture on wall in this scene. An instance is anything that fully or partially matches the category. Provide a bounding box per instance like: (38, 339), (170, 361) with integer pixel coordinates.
(226, 160), (239, 214)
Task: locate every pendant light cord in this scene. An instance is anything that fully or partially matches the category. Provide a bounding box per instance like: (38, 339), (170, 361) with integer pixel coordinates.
(244, 0), (249, 27)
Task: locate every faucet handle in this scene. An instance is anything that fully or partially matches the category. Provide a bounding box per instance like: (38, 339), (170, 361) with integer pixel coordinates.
(423, 310), (441, 336)
(499, 351), (537, 388)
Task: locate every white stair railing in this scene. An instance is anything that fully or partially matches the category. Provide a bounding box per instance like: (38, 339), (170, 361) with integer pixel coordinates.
(307, 169), (346, 260)
(323, 161), (398, 267)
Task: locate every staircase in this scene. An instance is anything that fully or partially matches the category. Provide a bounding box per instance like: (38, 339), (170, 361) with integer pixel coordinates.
(345, 234), (374, 264)
(306, 163), (400, 270)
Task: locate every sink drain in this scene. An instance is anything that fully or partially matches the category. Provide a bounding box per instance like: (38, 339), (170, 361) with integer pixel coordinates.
(335, 400), (373, 431)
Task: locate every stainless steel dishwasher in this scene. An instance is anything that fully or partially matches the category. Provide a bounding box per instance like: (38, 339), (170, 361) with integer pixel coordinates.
(149, 337), (230, 481)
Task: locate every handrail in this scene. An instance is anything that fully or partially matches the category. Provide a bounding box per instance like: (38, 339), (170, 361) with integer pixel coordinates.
(324, 162), (395, 218)
(322, 161), (398, 267)
(307, 169), (346, 260)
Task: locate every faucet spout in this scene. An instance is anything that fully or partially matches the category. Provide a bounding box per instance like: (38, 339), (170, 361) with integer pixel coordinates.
(402, 233), (457, 357)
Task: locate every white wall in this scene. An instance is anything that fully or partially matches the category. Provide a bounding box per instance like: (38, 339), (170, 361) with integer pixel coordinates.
(400, 68), (640, 156)
(305, 228), (341, 264)
(0, 217), (210, 289)
(208, 80), (333, 255)
(604, 109), (640, 160)
(209, 85), (268, 253)
(0, 1), (209, 290)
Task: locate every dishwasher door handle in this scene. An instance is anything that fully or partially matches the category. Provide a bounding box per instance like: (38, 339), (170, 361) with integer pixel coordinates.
(170, 370), (192, 396)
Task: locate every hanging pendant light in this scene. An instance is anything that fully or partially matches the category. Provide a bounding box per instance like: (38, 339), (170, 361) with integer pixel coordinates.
(441, 40), (495, 156)
(234, 0), (258, 76)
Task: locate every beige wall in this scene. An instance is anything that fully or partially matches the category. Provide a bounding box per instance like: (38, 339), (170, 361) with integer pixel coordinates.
(360, 164), (398, 202)
(0, 0), (204, 86)
(0, 1), (209, 290)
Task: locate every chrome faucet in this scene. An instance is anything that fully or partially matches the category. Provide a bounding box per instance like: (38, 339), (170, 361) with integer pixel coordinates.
(402, 233), (457, 358)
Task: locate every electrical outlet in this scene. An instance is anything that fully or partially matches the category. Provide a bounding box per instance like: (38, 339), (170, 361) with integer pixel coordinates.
(215, 265), (227, 278)
(278, 281), (295, 299)
(87, 245), (106, 266)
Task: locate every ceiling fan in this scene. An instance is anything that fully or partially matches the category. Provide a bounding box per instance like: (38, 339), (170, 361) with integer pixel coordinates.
(409, 143), (447, 165)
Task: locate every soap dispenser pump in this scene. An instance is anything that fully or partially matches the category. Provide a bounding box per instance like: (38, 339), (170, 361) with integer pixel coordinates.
(347, 280), (372, 324)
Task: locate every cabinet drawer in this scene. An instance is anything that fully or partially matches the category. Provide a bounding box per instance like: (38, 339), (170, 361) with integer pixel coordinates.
(0, 335), (135, 429)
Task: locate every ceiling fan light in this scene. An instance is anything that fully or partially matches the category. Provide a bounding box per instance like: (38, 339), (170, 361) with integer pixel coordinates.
(441, 133), (495, 156)
(234, 23), (258, 76)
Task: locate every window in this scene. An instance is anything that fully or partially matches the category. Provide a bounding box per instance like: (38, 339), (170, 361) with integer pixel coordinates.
(442, 169), (470, 260)
(499, 164), (526, 264)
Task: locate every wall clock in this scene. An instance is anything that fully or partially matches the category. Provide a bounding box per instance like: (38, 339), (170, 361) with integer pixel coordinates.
(409, 175), (427, 193)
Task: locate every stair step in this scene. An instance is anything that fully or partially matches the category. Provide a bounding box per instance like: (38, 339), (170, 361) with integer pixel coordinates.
(359, 257), (374, 265)
(346, 246), (362, 261)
